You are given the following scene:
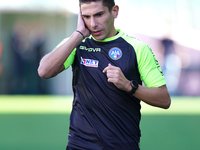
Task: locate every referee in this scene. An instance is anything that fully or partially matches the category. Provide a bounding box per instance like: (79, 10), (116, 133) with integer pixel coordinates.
(38, 0), (171, 149)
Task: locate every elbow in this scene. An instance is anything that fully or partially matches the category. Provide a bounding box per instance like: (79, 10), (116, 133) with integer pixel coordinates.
(162, 96), (171, 109)
(159, 86), (171, 109)
(163, 100), (171, 109)
(38, 66), (51, 79)
(38, 63), (63, 79)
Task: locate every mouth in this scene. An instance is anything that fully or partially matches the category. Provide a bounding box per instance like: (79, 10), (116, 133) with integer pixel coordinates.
(92, 30), (101, 36)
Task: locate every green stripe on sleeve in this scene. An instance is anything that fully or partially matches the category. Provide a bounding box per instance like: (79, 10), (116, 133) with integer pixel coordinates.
(63, 48), (76, 69)
(53, 38), (76, 69)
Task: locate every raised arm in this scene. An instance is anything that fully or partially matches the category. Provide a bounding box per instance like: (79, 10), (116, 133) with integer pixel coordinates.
(38, 11), (90, 79)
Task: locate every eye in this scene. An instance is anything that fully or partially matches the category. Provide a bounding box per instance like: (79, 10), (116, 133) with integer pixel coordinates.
(83, 15), (90, 19)
(96, 12), (103, 17)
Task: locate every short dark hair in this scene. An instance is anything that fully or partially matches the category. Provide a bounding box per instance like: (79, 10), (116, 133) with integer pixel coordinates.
(79, 0), (115, 12)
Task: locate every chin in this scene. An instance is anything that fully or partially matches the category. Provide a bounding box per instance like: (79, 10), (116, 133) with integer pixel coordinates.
(93, 35), (106, 41)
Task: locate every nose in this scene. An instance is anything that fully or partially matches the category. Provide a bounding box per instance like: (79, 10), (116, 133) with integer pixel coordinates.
(91, 17), (97, 29)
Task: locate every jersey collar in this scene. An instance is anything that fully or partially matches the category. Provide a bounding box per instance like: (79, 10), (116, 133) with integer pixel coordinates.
(92, 29), (122, 42)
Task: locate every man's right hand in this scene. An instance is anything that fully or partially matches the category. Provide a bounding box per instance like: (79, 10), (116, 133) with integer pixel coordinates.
(77, 10), (90, 38)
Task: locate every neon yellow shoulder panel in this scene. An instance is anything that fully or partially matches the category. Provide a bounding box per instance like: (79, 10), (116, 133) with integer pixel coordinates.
(122, 34), (166, 87)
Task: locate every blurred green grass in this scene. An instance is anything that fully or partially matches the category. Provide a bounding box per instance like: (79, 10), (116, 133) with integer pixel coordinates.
(0, 95), (200, 150)
(0, 114), (69, 150)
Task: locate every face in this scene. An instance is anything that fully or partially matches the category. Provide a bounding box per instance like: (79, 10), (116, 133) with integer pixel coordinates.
(81, 1), (118, 40)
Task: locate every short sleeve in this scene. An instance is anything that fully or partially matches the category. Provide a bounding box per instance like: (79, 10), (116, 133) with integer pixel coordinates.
(53, 38), (76, 69)
(136, 42), (166, 87)
(63, 48), (76, 69)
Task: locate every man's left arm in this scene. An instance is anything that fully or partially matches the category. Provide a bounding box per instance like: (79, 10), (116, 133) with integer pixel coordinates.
(103, 64), (171, 109)
(129, 84), (171, 109)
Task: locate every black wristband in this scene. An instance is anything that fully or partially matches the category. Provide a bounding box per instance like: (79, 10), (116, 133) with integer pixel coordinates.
(76, 30), (85, 39)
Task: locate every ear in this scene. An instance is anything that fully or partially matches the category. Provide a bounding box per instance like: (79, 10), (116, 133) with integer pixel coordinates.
(112, 5), (119, 18)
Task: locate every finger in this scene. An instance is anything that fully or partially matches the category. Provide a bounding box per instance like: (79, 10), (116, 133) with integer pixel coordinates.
(78, 10), (82, 21)
(107, 77), (114, 83)
(106, 71), (115, 78)
(108, 64), (119, 70)
(103, 67), (107, 73)
(103, 64), (110, 73)
(103, 63), (115, 73)
(77, 10), (85, 32)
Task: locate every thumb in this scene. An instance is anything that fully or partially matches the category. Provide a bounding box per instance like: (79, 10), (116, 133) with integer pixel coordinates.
(103, 63), (112, 73)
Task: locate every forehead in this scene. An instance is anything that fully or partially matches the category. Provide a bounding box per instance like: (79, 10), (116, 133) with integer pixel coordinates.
(81, 1), (108, 15)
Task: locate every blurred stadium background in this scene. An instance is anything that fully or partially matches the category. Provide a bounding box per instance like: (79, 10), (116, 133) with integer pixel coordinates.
(0, 0), (200, 150)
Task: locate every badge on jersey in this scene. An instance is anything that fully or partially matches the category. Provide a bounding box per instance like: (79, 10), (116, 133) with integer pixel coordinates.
(80, 57), (99, 68)
(109, 47), (123, 60)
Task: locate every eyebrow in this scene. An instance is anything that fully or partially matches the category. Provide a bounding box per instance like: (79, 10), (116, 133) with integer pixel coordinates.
(82, 11), (105, 17)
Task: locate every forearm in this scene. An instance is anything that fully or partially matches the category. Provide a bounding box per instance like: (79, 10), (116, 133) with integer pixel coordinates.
(133, 85), (171, 109)
(103, 65), (171, 109)
(38, 31), (83, 79)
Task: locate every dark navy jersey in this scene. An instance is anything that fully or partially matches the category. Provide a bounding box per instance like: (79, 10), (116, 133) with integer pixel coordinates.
(56, 29), (166, 150)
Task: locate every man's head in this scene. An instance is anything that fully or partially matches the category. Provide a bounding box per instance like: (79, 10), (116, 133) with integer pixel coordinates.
(79, 0), (119, 40)
(79, 0), (115, 12)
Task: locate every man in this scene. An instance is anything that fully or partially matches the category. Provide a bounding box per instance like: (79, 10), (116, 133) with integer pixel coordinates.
(38, 0), (171, 149)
